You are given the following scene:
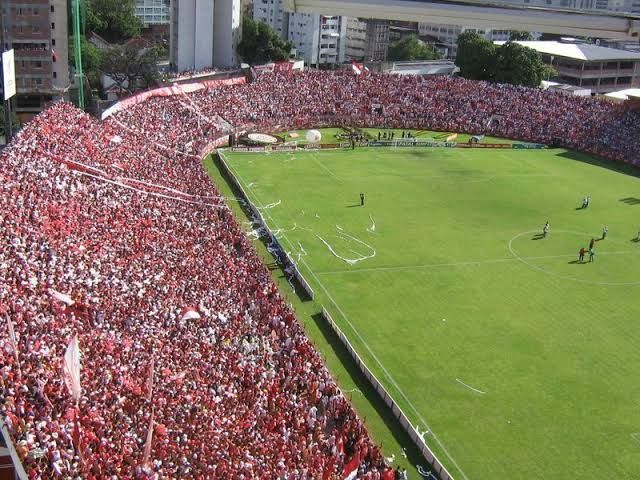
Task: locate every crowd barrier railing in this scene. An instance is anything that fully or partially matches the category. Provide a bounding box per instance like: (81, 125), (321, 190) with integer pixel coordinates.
(321, 307), (456, 480)
(217, 150), (315, 300)
(1, 418), (30, 480)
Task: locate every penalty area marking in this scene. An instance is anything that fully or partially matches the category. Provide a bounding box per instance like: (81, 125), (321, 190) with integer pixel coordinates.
(508, 230), (640, 286)
(456, 378), (487, 395)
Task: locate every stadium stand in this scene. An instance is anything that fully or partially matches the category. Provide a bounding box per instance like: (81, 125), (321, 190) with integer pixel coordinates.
(1, 70), (639, 479)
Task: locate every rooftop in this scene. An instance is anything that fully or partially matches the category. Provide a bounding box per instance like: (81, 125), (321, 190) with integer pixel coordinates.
(604, 88), (640, 100)
(493, 40), (640, 62)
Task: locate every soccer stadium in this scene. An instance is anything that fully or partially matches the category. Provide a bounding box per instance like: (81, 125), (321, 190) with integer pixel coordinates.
(1, 67), (640, 480)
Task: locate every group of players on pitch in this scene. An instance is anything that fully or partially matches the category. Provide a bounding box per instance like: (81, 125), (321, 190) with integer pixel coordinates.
(541, 195), (616, 264)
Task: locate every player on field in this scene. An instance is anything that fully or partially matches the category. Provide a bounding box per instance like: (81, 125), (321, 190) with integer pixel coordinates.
(360, 193), (365, 206)
(579, 247), (586, 262)
(602, 226), (608, 240)
(543, 221), (550, 237)
(589, 237), (595, 250)
(589, 248), (595, 263)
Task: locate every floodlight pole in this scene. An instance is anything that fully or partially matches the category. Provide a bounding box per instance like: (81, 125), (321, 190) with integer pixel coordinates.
(72, 0), (85, 111)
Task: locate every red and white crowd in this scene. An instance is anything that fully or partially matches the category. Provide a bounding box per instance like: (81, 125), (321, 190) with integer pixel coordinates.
(1, 70), (638, 480)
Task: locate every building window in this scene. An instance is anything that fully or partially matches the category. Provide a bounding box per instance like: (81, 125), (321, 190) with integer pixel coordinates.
(53, 71), (57, 79)
(51, 5), (55, 12)
(52, 38), (56, 46)
(51, 22), (55, 30)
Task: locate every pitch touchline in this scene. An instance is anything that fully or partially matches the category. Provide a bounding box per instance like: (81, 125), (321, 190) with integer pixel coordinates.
(316, 250), (636, 275)
(229, 163), (471, 480)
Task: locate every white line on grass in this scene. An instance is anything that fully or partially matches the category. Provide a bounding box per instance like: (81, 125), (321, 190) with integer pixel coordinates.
(310, 152), (342, 182)
(508, 230), (640, 286)
(316, 250), (636, 276)
(456, 379), (487, 395)
(223, 160), (472, 480)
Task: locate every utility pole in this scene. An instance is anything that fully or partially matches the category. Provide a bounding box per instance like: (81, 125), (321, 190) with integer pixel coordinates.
(72, 0), (84, 111)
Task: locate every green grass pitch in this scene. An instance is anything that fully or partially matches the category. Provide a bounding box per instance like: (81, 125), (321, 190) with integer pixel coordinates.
(220, 140), (640, 480)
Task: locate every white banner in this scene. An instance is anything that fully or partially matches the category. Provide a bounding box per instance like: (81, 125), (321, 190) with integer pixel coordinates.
(63, 335), (82, 404)
(2, 49), (16, 100)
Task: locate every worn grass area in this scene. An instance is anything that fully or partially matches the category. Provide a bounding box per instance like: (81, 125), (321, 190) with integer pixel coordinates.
(212, 143), (640, 480)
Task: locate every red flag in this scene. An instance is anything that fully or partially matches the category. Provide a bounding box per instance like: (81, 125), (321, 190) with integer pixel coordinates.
(142, 407), (155, 465)
(351, 61), (369, 76)
(63, 335), (81, 404)
(343, 451), (360, 480)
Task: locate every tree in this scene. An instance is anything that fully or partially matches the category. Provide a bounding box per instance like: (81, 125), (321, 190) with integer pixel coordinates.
(509, 31), (534, 41)
(237, 16), (293, 65)
(101, 43), (161, 94)
(456, 32), (496, 82)
(88, 0), (142, 42)
(0, 105), (20, 140)
(69, 36), (104, 87)
(494, 42), (546, 87)
(387, 35), (440, 61)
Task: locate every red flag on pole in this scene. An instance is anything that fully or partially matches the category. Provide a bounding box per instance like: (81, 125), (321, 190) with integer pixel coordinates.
(63, 335), (81, 405)
(142, 407), (155, 465)
(343, 451), (360, 480)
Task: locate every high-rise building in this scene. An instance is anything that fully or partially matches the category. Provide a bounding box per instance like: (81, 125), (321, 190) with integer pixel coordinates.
(253, 0), (347, 66)
(0, 0), (69, 120)
(135, 0), (170, 26)
(169, 0), (241, 71)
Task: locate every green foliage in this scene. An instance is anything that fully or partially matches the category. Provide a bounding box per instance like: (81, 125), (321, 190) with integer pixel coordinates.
(88, 0), (142, 42)
(509, 30), (534, 41)
(494, 41), (546, 87)
(387, 34), (440, 61)
(69, 36), (104, 87)
(101, 43), (161, 93)
(456, 32), (496, 82)
(457, 33), (547, 87)
(237, 16), (293, 65)
(0, 105), (20, 139)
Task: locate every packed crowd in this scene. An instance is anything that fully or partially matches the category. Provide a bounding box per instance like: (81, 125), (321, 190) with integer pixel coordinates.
(2, 69), (638, 480)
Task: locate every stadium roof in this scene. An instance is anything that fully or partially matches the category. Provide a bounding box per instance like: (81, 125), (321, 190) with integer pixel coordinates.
(604, 88), (640, 100)
(494, 40), (640, 61)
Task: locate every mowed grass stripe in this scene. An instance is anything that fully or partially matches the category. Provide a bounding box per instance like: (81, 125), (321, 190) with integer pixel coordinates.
(225, 144), (640, 480)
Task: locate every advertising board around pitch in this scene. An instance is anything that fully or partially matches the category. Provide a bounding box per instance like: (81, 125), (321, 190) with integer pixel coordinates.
(2, 49), (16, 100)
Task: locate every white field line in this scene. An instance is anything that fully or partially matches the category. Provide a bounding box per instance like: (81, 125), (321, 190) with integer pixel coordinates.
(316, 250), (637, 276)
(224, 159), (471, 480)
(508, 230), (640, 286)
(456, 379), (486, 395)
(310, 152), (342, 182)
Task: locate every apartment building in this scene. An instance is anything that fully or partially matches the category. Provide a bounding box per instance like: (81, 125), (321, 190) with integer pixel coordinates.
(253, 0), (347, 66)
(169, 0), (241, 71)
(0, 0), (68, 119)
(135, 0), (170, 26)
